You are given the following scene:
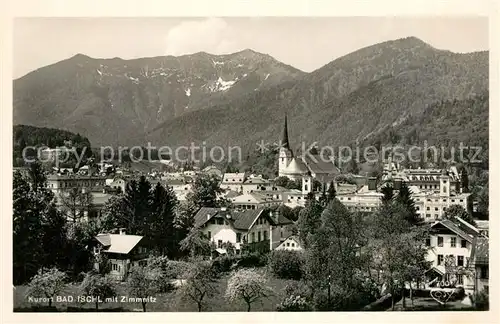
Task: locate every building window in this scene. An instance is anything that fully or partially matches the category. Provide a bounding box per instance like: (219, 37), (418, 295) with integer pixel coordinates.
(480, 266), (489, 279)
(461, 239), (467, 248)
(416, 206), (420, 211)
(437, 255), (443, 266)
(457, 255), (464, 266)
(263, 231), (268, 240)
(218, 240), (222, 248)
(438, 236), (443, 247)
(460, 199), (464, 203)
(258, 231), (261, 242)
(291, 243), (295, 247)
(207, 231), (211, 240)
(426, 214), (431, 218)
(112, 263), (119, 271)
(451, 199), (455, 203)
(251, 232), (255, 243)
(426, 207), (430, 211)
(435, 207), (439, 211)
(451, 237), (456, 248)
(457, 274), (464, 285)
(426, 238), (431, 246)
(236, 233), (241, 243)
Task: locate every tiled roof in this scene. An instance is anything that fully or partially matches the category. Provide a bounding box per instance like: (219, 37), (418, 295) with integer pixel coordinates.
(193, 207), (270, 231)
(193, 207), (221, 228)
(96, 233), (143, 254)
(232, 208), (265, 230)
(301, 154), (340, 175)
(432, 219), (474, 243)
(224, 190), (241, 199)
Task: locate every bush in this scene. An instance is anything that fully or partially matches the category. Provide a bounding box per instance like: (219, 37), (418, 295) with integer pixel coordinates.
(239, 252), (268, 268)
(165, 261), (192, 279)
(277, 281), (312, 311)
(212, 255), (237, 273)
(268, 250), (305, 280)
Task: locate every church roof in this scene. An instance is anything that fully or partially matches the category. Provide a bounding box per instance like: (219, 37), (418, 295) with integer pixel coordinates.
(283, 158), (309, 175)
(281, 114), (291, 151)
(300, 155), (340, 175)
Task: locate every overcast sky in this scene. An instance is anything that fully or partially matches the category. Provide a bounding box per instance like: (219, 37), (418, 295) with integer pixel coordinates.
(13, 17), (488, 79)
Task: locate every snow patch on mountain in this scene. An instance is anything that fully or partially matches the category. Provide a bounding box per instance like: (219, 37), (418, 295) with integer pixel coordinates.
(264, 73), (270, 80)
(207, 77), (236, 92)
(96, 69), (102, 76)
(126, 74), (140, 84)
(156, 104), (163, 118)
(185, 88), (191, 97)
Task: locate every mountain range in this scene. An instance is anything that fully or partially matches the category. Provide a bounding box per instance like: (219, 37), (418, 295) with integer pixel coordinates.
(13, 36), (488, 156)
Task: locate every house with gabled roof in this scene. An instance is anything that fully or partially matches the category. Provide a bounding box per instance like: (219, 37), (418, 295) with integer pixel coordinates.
(220, 172), (246, 192)
(425, 219), (477, 293)
(93, 229), (149, 281)
(230, 192), (282, 210)
(275, 235), (304, 251)
(193, 206), (293, 253)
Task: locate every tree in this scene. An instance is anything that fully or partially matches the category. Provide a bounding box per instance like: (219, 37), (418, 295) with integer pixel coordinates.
(268, 250), (305, 280)
(25, 268), (67, 307)
(179, 226), (213, 258)
(366, 203), (428, 310)
(79, 272), (117, 310)
(443, 204), (476, 226)
(64, 220), (102, 280)
(127, 265), (161, 312)
(59, 187), (94, 223)
(380, 185), (394, 206)
(149, 182), (178, 256)
(99, 195), (132, 232)
(297, 196), (323, 248)
(225, 268), (273, 311)
(460, 167), (470, 193)
(122, 176), (152, 235)
(305, 200), (365, 310)
(14, 163), (68, 283)
(176, 261), (218, 311)
(326, 180), (336, 202)
(173, 201), (198, 257)
(395, 182), (419, 225)
(187, 174), (224, 208)
(13, 171), (43, 284)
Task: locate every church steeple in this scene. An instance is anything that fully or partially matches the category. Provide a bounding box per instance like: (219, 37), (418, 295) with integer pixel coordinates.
(281, 114), (291, 151)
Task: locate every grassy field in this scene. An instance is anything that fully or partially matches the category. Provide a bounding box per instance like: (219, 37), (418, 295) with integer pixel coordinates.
(14, 276), (291, 312)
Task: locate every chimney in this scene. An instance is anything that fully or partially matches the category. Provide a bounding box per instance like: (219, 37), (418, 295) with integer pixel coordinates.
(119, 228), (126, 235)
(367, 177), (377, 191)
